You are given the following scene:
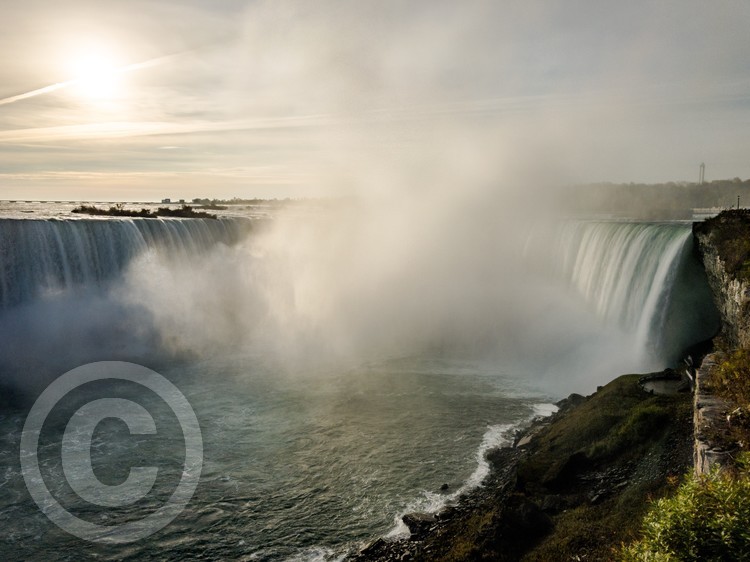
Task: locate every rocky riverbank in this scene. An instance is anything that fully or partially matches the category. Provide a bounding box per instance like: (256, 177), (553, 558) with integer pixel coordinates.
(351, 373), (693, 561)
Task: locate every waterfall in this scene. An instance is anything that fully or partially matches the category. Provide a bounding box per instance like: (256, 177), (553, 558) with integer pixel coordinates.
(0, 216), (719, 396)
(544, 221), (719, 365)
(0, 217), (252, 309)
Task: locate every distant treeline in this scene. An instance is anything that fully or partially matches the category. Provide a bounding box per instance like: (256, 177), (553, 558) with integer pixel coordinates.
(562, 178), (750, 219)
(191, 197), (312, 207)
(73, 204), (217, 219)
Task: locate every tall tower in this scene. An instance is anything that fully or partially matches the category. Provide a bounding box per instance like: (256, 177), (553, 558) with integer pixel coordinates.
(699, 162), (705, 185)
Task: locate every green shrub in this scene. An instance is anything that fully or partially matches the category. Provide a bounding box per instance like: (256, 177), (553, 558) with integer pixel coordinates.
(710, 349), (750, 409)
(621, 461), (750, 561)
(593, 404), (670, 458)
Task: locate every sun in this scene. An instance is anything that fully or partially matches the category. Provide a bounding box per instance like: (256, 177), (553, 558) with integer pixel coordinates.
(66, 48), (125, 102)
(70, 55), (121, 100)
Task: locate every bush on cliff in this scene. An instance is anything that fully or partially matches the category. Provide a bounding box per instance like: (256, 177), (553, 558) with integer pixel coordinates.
(710, 348), (750, 409)
(621, 457), (750, 561)
(706, 347), (750, 451)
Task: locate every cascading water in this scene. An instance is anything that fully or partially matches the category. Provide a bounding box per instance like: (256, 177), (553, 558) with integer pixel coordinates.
(531, 221), (719, 368)
(0, 217), (252, 309)
(0, 216), (256, 397)
(0, 217), (719, 388)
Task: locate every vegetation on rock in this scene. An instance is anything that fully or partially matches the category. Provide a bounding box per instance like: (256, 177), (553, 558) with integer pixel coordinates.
(710, 348), (750, 411)
(703, 345), (750, 454)
(695, 209), (750, 281)
(515, 376), (691, 561)
(621, 456), (750, 561)
(72, 203), (217, 219)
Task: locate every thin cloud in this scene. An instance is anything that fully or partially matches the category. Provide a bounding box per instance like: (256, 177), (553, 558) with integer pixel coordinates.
(0, 54), (176, 107)
(0, 114), (336, 143)
(0, 82), (73, 107)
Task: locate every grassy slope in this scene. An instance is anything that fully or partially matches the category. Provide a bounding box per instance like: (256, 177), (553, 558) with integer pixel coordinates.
(520, 375), (691, 561)
(408, 375), (692, 561)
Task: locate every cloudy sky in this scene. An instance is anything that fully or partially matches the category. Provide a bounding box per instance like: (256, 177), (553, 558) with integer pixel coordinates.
(1, 0), (749, 201)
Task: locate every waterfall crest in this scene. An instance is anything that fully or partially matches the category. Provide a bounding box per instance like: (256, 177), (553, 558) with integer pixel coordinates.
(0, 218), (251, 309)
(544, 221), (718, 365)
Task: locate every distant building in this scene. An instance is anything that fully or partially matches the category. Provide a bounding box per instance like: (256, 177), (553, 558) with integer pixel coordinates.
(161, 198), (171, 204)
(179, 199), (185, 204)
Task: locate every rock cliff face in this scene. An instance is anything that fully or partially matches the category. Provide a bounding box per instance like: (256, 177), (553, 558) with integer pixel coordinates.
(694, 213), (750, 348)
(691, 211), (750, 475)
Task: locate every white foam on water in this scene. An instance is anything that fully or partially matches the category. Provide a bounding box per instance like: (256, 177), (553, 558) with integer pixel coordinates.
(532, 403), (558, 417)
(382, 423), (514, 540)
(384, 401), (558, 541)
(283, 545), (346, 562)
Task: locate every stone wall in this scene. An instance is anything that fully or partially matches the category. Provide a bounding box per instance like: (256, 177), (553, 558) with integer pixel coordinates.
(693, 353), (732, 476)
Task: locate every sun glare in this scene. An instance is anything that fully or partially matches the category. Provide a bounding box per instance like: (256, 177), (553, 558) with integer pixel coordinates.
(66, 49), (124, 102)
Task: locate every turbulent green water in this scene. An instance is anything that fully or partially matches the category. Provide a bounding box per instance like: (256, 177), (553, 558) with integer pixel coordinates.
(0, 355), (549, 561)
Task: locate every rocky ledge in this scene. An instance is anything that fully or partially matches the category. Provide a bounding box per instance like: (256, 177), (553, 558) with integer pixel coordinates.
(351, 374), (693, 561)
(694, 211), (750, 349)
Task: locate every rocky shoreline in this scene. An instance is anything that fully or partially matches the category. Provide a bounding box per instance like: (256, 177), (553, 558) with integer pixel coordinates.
(350, 373), (693, 561)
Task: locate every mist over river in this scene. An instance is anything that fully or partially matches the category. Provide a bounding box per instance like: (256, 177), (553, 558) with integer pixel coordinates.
(0, 204), (719, 560)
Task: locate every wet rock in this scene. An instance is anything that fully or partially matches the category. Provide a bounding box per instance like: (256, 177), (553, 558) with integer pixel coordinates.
(402, 512), (436, 538)
(516, 429), (540, 448)
(358, 538), (387, 557)
(505, 497), (553, 539)
(435, 506), (455, 521)
(544, 451), (591, 489)
(556, 393), (586, 414)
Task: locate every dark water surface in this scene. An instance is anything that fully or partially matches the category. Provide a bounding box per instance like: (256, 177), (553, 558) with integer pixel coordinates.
(0, 354), (550, 561)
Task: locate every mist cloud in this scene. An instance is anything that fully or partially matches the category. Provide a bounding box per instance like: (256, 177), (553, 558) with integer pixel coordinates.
(0, 1), (733, 399)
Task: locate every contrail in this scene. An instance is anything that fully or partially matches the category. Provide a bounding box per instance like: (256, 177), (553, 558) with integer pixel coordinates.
(0, 82), (73, 106)
(0, 55), (173, 107)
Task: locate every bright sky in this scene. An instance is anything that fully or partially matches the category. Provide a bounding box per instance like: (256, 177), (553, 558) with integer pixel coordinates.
(1, 0), (749, 201)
